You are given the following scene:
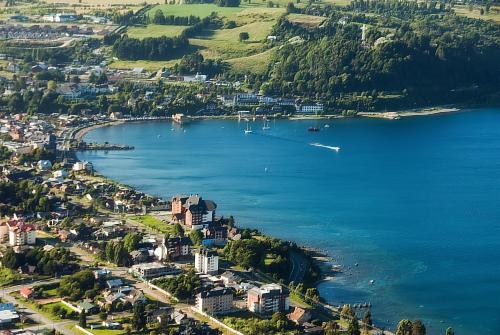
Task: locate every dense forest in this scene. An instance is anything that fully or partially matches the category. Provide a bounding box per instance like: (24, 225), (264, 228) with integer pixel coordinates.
(262, 1), (500, 107)
(112, 35), (189, 60)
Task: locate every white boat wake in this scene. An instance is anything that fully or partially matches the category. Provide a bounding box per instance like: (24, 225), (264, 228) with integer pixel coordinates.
(310, 143), (341, 152)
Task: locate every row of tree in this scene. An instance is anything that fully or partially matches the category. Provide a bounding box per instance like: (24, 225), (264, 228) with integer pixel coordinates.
(112, 35), (189, 60)
(150, 10), (202, 25)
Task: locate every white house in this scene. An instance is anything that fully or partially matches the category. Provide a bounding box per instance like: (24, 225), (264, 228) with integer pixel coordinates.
(37, 160), (52, 170)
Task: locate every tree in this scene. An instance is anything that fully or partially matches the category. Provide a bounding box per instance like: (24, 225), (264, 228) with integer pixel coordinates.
(340, 304), (355, 321)
(124, 232), (142, 252)
(99, 312), (108, 321)
(189, 229), (203, 246)
(239, 32), (249, 42)
(396, 320), (414, 335)
(173, 224), (184, 237)
(79, 310), (87, 328)
(132, 302), (146, 330)
(2, 248), (20, 269)
(347, 316), (360, 335)
(445, 327), (454, 335)
(153, 9), (165, 24)
(286, 2), (296, 13)
(363, 308), (373, 327)
(412, 320), (426, 335)
(47, 80), (57, 90)
(304, 287), (320, 303)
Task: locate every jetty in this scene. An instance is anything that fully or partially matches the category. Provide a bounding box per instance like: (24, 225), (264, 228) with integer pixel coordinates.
(77, 142), (134, 151)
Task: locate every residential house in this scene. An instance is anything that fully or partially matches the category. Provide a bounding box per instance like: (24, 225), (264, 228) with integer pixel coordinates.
(106, 279), (123, 289)
(77, 300), (98, 314)
(219, 271), (240, 285)
(130, 262), (180, 279)
(287, 307), (312, 324)
(93, 268), (112, 280)
(247, 284), (290, 315)
(146, 306), (174, 324)
(130, 249), (149, 263)
(195, 287), (233, 315)
(19, 287), (33, 299)
(194, 248), (219, 275)
(37, 160), (52, 170)
(154, 236), (192, 261)
(121, 289), (146, 306)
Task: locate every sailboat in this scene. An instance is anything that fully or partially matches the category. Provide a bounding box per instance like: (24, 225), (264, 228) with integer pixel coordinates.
(244, 121), (253, 134)
(262, 118), (271, 130)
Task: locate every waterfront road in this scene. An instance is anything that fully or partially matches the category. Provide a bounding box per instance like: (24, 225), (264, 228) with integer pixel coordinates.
(288, 250), (308, 284)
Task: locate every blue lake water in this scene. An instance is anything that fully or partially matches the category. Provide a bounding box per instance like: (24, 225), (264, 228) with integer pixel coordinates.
(79, 108), (500, 335)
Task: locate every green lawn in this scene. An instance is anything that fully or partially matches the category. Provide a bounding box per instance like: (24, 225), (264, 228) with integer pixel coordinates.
(287, 13), (326, 27)
(454, 5), (500, 23)
(130, 215), (175, 234)
(148, 3), (245, 20)
(227, 48), (273, 74)
(127, 25), (189, 39)
(0, 267), (21, 287)
(109, 59), (177, 71)
(190, 19), (276, 59)
(10, 294), (70, 322)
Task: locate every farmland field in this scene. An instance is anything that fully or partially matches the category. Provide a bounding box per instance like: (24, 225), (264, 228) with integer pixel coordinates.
(147, 3), (245, 19)
(127, 24), (188, 39)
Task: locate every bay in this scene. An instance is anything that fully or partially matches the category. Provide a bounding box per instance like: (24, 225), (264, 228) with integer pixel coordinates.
(79, 108), (500, 335)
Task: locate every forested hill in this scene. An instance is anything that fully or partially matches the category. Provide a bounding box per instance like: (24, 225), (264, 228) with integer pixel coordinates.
(262, 1), (500, 109)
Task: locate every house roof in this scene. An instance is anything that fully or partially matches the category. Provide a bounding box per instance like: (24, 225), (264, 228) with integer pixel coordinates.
(78, 300), (96, 310)
(106, 279), (123, 288)
(198, 287), (233, 299)
(19, 287), (33, 297)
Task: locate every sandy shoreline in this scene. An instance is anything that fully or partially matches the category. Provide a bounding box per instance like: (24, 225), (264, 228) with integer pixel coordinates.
(358, 106), (461, 119)
(73, 120), (125, 141)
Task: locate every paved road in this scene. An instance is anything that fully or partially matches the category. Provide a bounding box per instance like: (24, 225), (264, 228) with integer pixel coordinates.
(288, 250), (308, 284)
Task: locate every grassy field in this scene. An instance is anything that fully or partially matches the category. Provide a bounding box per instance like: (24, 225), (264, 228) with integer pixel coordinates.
(287, 13), (326, 27)
(0, 267), (21, 287)
(129, 214), (175, 234)
(454, 5), (500, 23)
(127, 24), (188, 39)
(148, 3), (245, 19)
(109, 59), (177, 71)
(138, 3), (283, 70)
(227, 48), (273, 74)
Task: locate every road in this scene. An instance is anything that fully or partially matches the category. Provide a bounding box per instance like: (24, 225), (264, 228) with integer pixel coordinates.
(288, 250), (308, 284)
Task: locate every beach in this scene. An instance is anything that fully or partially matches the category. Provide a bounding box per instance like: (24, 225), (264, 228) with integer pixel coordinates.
(358, 107), (461, 119)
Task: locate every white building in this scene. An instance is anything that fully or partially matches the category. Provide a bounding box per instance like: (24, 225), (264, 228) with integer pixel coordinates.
(247, 284), (290, 315)
(6, 220), (36, 247)
(0, 303), (19, 325)
(43, 13), (77, 22)
(194, 248), (219, 275)
(196, 287), (233, 315)
(72, 161), (93, 172)
(296, 103), (324, 115)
